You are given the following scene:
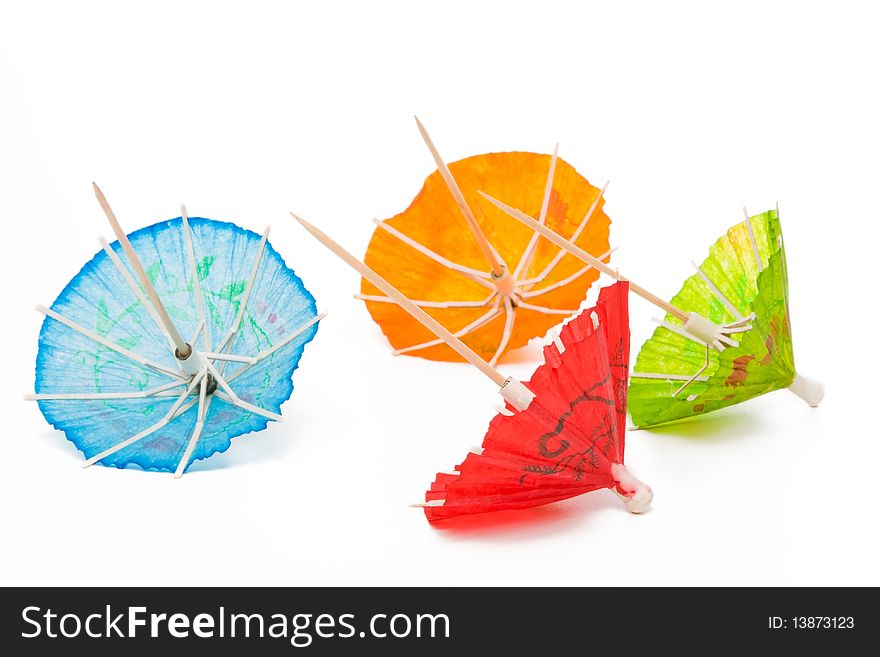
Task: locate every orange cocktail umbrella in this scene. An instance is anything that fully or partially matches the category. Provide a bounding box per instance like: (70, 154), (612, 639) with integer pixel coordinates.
(358, 118), (612, 365)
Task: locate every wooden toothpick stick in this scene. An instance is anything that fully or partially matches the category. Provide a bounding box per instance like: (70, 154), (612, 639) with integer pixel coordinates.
(479, 192), (690, 323)
(290, 211), (508, 387)
(414, 116), (506, 279)
(92, 182), (191, 356)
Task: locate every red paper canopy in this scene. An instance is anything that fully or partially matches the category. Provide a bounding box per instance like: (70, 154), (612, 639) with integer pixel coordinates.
(424, 282), (650, 521)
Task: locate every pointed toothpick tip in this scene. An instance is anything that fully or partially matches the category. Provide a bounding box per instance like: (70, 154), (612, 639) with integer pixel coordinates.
(414, 115), (431, 141)
(35, 303), (48, 314)
(290, 212), (314, 233)
(290, 214), (321, 241)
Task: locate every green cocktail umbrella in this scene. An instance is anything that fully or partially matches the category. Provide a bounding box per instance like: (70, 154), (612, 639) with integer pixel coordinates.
(480, 195), (823, 429)
(627, 207), (822, 427)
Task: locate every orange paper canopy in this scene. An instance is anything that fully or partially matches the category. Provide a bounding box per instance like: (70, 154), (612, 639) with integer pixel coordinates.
(361, 151), (610, 364)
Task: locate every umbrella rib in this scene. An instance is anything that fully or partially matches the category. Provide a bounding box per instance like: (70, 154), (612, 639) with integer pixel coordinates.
(414, 116), (506, 277)
(720, 314), (755, 335)
(223, 313), (326, 385)
(37, 305), (184, 380)
(99, 237), (180, 356)
(690, 261), (745, 321)
(373, 220), (494, 287)
(512, 144), (559, 281)
(27, 380), (187, 401)
(411, 500), (446, 508)
(631, 372), (711, 382)
(673, 345), (711, 396)
(743, 207), (764, 272)
(512, 298), (580, 315)
(174, 368), (209, 478)
(213, 390), (282, 422)
(355, 292), (497, 309)
(393, 303), (502, 356)
(181, 206), (211, 350)
(488, 297), (516, 367)
(202, 352), (257, 364)
(189, 320), (204, 347)
(82, 373), (204, 467)
(519, 248), (616, 298)
(725, 313), (756, 328)
(206, 360), (282, 422)
(214, 227), (269, 354)
(723, 325), (753, 334)
(520, 182), (608, 291)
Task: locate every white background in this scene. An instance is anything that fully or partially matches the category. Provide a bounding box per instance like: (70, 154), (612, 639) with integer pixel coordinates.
(1, 1), (877, 586)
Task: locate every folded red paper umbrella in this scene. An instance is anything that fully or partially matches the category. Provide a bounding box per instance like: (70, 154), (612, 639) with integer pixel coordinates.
(291, 212), (652, 521)
(423, 282), (650, 520)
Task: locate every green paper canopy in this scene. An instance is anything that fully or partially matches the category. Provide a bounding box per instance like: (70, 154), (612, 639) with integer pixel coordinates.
(629, 209), (816, 428)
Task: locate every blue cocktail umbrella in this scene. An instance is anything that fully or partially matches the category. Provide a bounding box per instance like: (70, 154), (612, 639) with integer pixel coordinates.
(28, 184), (323, 476)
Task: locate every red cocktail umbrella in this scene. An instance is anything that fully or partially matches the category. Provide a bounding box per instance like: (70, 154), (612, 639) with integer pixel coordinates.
(423, 282), (650, 521)
(291, 213), (651, 522)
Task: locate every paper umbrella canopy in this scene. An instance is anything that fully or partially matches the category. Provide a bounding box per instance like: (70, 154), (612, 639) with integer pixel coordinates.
(29, 187), (322, 476)
(359, 119), (611, 365)
(628, 208), (823, 428)
(423, 282), (651, 521)
(291, 213), (651, 520)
